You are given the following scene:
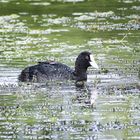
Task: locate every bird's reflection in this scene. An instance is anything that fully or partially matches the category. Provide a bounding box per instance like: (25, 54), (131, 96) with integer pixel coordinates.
(75, 83), (98, 106)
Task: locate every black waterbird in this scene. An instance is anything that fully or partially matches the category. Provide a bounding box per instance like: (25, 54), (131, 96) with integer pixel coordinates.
(19, 51), (99, 87)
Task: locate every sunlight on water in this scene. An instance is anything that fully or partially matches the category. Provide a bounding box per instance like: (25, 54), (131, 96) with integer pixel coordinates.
(29, 2), (51, 6)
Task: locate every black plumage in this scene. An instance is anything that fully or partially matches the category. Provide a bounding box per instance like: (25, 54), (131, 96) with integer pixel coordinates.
(19, 51), (99, 86)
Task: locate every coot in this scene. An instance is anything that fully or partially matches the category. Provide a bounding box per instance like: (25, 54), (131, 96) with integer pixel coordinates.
(19, 51), (99, 86)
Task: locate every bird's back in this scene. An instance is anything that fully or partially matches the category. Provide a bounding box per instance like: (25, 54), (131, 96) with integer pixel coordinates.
(19, 61), (74, 82)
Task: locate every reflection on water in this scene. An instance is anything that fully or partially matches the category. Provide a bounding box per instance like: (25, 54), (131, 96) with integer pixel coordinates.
(0, 0), (140, 139)
(0, 69), (139, 139)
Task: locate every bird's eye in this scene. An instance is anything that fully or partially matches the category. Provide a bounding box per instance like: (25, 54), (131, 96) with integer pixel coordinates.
(85, 56), (89, 60)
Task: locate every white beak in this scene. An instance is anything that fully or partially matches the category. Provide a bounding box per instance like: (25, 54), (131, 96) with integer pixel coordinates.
(89, 54), (99, 69)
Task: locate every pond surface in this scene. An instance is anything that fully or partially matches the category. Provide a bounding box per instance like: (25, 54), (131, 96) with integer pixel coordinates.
(0, 0), (140, 139)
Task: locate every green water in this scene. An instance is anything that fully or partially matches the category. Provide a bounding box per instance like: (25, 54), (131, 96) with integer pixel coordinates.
(0, 0), (140, 139)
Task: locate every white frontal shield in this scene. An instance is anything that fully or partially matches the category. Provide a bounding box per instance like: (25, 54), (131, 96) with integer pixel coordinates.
(89, 54), (99, 69)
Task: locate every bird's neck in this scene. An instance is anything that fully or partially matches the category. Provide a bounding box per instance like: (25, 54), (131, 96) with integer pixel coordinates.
(73, 65), (88, 81)
(74, 67), (87, 74)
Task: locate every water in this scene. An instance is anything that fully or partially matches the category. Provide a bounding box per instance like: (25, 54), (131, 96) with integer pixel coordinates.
(0, 0), (140, 139)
